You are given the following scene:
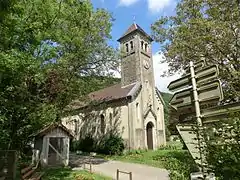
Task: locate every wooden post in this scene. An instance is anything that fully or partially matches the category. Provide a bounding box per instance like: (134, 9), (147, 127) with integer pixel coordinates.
(46, 137), (49, 166)
(129, 172), (133, 180)
(41, 136), (49, 167)
(116, 169), (133, 180)
(116, 169), (119, 180)
(89, 158), (92, 173)
(63, 137), (70, 166)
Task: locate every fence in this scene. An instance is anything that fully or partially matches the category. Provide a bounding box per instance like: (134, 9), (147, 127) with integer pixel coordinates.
(116, 169), (132, 180)
(82, 158), (92, 173)
(0, 150), (17, 180)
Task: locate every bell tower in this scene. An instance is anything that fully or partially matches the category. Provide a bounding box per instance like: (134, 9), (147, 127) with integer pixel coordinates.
(118, 23), (156, 109)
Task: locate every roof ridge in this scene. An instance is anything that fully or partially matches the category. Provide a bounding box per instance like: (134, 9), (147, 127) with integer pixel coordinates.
(121, 82), (137, 89)
(118, 23), (153, 42)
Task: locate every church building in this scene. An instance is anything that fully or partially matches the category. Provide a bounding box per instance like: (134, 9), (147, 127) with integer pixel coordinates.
(62, 24), (166, 150)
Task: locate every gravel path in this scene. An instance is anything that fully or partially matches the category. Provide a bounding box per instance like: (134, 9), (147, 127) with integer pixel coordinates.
(70, 154), (169, 180)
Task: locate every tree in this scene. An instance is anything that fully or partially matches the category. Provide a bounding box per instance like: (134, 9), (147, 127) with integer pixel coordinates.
(151, 0), (240, 101)
(0, 0), (119, 153)
(203, 112), (240, 179)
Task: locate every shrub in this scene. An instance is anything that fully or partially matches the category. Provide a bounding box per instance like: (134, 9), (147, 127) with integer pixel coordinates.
(204, 113), (240, 180)
(97, 134), (124, 155)
(70, 140), (80, 152)
(153, 150), (198, 179)
(77, 134), (96, 153)
(71, 133), (124, 155)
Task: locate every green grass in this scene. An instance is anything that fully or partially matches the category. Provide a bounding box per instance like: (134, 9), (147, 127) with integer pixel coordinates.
(102, 142), (198, 180)
(42, 167), (111, 180)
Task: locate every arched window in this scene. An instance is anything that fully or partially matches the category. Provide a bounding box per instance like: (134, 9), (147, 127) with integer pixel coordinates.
(74, 119), (78, 135)
(130, 41), (133, 50)
(125, 43), (129, 53)
(109, 113), (113, 126)
(100, 114), (105, 134)
(141, 41), (144, 50)
(145, 43), (148, 52)
(136, 103), (140, 121)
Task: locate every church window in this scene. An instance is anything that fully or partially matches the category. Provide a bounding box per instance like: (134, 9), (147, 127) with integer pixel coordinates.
(100, 114), (105, 134)
(109, 113), (113, 126)
(74, 119), (78, 135)
(136, 103), (140, 121)
(130, 41), (133, 50)
(145, 43), (148, 52)
(141, 41), (144, 50)
(125, 43), (129, 53)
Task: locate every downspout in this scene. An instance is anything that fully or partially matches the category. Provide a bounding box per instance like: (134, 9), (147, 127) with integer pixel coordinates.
(127, 98), (131, 151)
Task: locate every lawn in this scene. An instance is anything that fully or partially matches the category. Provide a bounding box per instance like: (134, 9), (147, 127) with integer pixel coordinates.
(42, 167), (111, 180)
(102, 142), (198, 180)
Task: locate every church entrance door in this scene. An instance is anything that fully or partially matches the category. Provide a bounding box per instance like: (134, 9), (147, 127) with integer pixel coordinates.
(146, 122), (154, 149)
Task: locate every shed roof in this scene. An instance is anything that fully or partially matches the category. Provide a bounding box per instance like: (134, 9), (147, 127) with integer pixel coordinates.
(33, 123), (74, 138)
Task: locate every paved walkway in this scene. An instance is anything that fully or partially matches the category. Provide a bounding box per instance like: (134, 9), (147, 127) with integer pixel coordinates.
(70, 154), (169, 180)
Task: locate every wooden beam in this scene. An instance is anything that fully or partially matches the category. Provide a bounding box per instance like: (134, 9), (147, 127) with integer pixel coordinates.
(49, 142), (64, 160)
(41, 136), (49, 166)
(61, 137), (70, 166)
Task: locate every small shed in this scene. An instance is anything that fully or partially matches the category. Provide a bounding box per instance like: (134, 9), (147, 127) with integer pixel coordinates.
(33, 123), (74, 167)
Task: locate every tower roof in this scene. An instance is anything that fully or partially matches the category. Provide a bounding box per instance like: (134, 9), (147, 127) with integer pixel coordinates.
(117, 23), (153, 42)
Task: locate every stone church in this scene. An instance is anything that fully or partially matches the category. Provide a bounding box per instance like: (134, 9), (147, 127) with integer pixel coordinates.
(62, 23), (166, 150)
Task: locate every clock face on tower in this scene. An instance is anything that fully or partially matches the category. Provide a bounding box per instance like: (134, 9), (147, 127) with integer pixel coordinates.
(144, 59), (150, 69)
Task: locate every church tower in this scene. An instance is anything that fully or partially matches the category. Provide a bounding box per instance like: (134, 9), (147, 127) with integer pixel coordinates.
(118, 23), (156, 110)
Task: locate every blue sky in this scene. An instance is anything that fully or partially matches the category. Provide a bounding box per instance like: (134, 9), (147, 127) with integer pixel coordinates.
(92, 0), (177, 54)
(91, 0), (180, 92)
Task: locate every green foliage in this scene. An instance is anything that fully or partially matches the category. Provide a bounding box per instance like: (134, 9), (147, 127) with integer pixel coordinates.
(204, 113), (240, 179)
(43, 168), (111, 180)
(76, 134), (96, 153)
(152, 0), (240, 101)
(70, 140), (79, 152)
(97, 134), (125, 155)
(160, 91), (173, 138)
(107, 143), (198, 180)
(153, 151), (198, 180)
(161, 92), (173, 104)
(0, 0), (118, 153)
(73, 133), (125, 155)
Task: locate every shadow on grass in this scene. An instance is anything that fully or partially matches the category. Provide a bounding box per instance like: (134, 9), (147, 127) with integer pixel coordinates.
(69, 153), (108, 168)
(43, 167), (73, 180)
(42, 167), (111, 180)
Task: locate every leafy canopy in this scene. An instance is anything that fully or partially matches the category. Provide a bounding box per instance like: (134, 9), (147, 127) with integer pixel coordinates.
(0, 0), (119, 151)
(152, 0), (240, 100)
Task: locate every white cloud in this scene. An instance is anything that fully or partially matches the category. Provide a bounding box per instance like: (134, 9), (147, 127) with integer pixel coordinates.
(118, 0), (174, 13)
(147, 0), (172, 13)
(153, 52), (181, 92)
(119, 0), (140, 6)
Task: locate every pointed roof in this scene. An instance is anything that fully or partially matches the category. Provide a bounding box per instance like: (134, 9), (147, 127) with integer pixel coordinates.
(144, 106), (157, 119)
(117, 23), (153, 42)
(32, 123), (74, 138)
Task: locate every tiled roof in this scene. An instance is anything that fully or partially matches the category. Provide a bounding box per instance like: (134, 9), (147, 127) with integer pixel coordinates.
(66, 82), (141, 111)
(118, 23), (153, 42)
(89, 82), (139, 101)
